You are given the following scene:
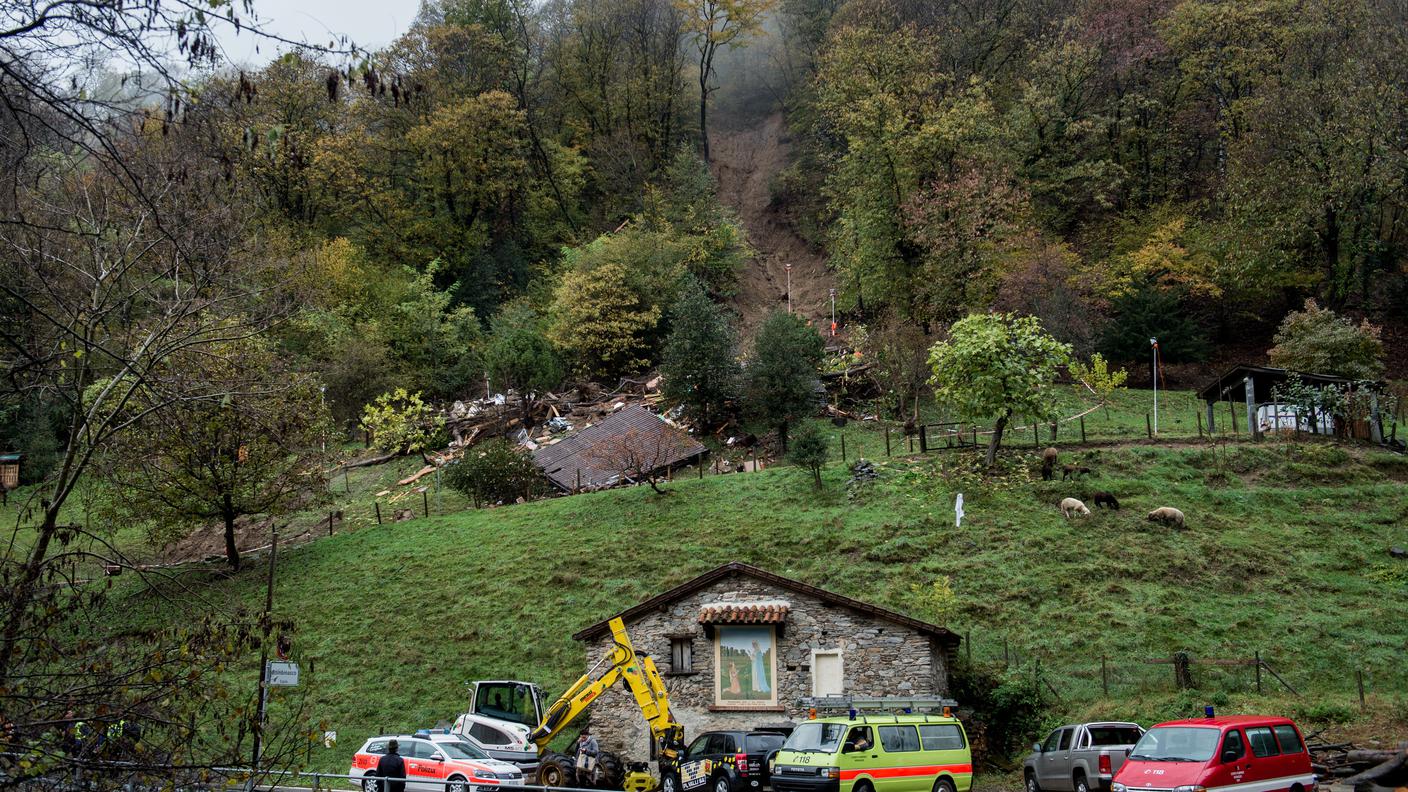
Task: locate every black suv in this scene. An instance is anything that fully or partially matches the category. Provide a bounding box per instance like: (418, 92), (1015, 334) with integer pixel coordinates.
(662, 730), (789, 792)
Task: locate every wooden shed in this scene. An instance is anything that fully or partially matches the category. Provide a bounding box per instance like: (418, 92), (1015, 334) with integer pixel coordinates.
(0, 453), (21, 490)
(1196, 364), (1384, 441)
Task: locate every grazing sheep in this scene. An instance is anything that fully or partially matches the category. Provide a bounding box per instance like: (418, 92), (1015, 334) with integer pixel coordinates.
(1041, 447), (1059, 481)
(1147, 506), (1185, 528)
(1090, 491), (1120, 510)
(1060, 497), (1091, 518)
(1062, 464), (1092, 481)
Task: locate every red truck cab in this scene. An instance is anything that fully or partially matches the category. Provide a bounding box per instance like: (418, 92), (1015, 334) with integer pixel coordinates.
(1112, 716), (1315, 792)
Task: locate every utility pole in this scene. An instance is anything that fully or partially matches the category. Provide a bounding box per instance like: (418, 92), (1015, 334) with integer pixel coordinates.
(251, 531), (279, 774)
(785, 264), (793, 314)
(1150, 337), (1159, 435)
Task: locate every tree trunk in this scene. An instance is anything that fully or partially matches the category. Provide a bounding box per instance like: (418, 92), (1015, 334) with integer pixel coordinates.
(778, 420), (789, 453)
(223, 495), (241, 571)
(812, 465), (822, 489)
(986, 412), (1010, 467)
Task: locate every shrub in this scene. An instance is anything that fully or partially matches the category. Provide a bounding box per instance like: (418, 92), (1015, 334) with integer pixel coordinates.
(1270, 299), (1384, 379)
(362, 389), (446, 454)
(443, 439), (545, 506)
(787, 422), (830, 488)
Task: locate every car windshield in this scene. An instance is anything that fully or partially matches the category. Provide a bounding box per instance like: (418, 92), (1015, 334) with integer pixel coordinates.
(1130, 727), (1220, 762)
(1089, 727), (1144, 746)
(783, 723), (847, 753)
(747, 733), (786, 753)
(440, 741), (490, 761)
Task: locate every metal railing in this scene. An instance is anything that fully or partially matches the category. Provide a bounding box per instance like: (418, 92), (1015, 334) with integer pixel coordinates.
(209, 768), (616, 792)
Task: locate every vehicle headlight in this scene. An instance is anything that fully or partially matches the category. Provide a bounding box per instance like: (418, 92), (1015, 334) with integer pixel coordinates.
(1112, 784), (1126, 792)
(820, 768), (840, 780)
(1173, 786), (1207, 792)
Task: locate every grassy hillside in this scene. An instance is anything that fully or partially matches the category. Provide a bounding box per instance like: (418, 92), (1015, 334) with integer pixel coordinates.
(106, 433), (1408, 774)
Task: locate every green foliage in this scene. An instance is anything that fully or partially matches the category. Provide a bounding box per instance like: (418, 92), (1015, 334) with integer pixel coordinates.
(362, 389), (447, 454)
(928, 313), (1071, 463)
(1269, 300), (1385, 380)
(951, 660), (1047, 764)
(744, 311), (825, 443)
(907, 576), (959, 625)
(97, 340), (332, 569)
(483, 302), (565, 407)
(443, 439), (545, 506)
(660, 279), (741, 426)
(549, 260), (663, 381)
(1100, 287), (1210, 364)
(787, 422), (830, 488)
(1067, 354), (1129, 414)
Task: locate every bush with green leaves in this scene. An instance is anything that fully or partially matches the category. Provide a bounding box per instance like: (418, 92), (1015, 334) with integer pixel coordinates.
(362, 389), (446, 454)
(744, 311), (825, 448)
(1068, 353), (1129, 417)
(787, 422), (830, 488)
(929, 313), (1071, 465)
(443, 439), (545, 506)
(1270, 299), (1384, 380)
(660, 278), (741, 427)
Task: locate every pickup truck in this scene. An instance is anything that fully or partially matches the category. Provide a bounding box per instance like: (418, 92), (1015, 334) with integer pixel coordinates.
(1024, 722), (1144, 792)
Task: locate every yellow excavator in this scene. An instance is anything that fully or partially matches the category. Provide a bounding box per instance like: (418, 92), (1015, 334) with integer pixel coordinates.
(525, 616), (684, 792)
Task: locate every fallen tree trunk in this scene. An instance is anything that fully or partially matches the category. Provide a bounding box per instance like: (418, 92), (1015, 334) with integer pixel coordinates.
(337, 450), (402, 470)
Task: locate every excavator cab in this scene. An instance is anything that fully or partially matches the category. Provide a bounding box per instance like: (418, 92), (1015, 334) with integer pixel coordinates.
(470, 681), (546, 728)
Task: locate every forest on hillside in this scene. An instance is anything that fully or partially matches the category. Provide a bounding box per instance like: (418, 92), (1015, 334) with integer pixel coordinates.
(7, 0), (1408, 475)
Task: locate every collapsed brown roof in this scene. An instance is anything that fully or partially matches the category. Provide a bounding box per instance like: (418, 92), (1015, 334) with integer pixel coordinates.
(531, 404), (706, 491)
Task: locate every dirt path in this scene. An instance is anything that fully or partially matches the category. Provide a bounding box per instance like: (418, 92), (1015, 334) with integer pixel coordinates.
(710, 112), (836, 339)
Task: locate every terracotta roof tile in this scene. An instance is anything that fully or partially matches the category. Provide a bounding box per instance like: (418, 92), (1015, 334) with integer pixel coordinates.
(699, 601), (791, 624)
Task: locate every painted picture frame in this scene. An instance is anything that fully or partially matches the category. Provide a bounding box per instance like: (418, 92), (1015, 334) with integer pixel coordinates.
(714, 625), (777, 708)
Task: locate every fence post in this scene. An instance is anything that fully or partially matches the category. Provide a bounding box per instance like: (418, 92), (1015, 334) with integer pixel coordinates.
(1050, 422), (1058, 442)
(1146, 413), (1153, 439)
(1101, 655), (1109, 697)
(374, 501), (382, 525)
(919, 425), (928, 453)
(841, 433), (847, 462)
(965, 630), (972, 664)
(1255, 650), (1262, 694)
(1080, 416), (1086, 444)
(1173, 651), (1192, 689)
(972, 427), (978, 449)
(1197, 410), (1204, 437)
(1357, 668), (1365, 709)
(576, 468), (581, 493)
(328, 511), (334, 537)
(698, 462), (703, 480)
(885, 426), (891, 456)
(422, 489), (429, 517)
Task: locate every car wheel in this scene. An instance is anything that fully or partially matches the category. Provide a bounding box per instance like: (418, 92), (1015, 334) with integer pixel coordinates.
(662, 774), (681, 792)
(447, 776), (468, 792)
(1074, 774), (1090, 792)
(934, 778), (956, 792)
(1026, 772), (1041, 792)
(715, 775), (732, 792)
(361, 774), (381, 792)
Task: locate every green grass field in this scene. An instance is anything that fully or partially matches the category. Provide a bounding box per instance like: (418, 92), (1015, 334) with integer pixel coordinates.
(94, 426), (1408, 774)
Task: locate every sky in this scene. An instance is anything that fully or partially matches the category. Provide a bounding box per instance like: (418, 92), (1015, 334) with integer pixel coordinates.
(214, 0), (425, 68)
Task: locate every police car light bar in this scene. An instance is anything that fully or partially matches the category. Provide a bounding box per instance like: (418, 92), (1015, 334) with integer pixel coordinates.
(798, 696), (960, 713)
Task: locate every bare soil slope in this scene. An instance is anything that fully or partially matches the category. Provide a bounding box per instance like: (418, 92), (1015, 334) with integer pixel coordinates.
(711, 112), (836, 338)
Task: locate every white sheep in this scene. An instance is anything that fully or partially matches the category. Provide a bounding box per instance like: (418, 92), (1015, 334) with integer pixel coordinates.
(1060, 497), (1090, 518)
(1147, 506), (1186, 528)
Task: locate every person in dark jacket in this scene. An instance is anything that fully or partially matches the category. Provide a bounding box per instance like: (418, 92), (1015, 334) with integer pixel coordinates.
(376, 739), (408, 792)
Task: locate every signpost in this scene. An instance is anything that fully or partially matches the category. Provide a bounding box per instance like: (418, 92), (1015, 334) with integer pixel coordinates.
(266, 661), (300, 687)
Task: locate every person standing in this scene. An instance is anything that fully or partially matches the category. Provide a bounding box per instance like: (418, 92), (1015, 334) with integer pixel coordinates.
(376, 739), (408, 792)
(576, 730), (600, 784)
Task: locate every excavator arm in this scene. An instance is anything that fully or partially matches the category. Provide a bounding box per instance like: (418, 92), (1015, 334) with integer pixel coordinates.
(528, 616), (683, 760)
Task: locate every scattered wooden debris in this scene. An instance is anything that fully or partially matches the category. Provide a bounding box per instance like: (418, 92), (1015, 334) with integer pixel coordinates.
(398, 465), (436, 486)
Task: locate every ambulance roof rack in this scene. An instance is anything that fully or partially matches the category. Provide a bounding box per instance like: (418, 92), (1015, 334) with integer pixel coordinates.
(799, 696), (959, 714)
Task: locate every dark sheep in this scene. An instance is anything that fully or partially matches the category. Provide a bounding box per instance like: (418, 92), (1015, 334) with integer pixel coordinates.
(1090, 491), (1120, 510)
(1062, 464), (1091, 481)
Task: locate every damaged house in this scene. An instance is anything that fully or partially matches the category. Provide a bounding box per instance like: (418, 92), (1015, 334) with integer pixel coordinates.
(531, 404), (706, 491)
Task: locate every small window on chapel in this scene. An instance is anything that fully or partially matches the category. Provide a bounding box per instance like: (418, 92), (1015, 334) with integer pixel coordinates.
(670, 637), (693, 673)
